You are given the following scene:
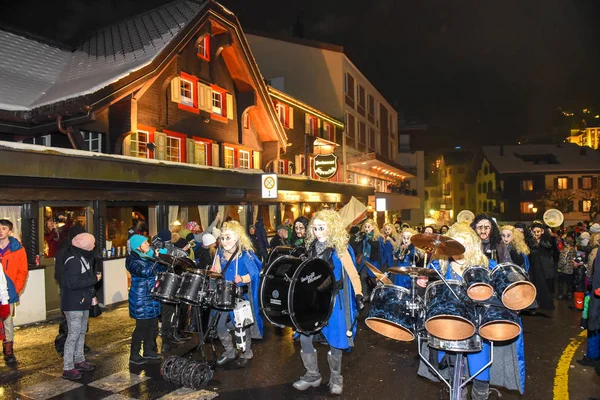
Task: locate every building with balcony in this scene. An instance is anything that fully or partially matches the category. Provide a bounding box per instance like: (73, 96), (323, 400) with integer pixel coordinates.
(246, 32), (420, 225)
(478, 144), (600, 224)
(566, 125), (600, 150)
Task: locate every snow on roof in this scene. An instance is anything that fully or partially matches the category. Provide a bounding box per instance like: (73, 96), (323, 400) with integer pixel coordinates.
(0, 0), (205, 112)
(482, 144), (600, 174)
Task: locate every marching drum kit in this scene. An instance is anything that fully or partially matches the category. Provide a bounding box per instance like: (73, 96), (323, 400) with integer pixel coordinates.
(151, 251), (245, 390)
(364, 233), (536, 400)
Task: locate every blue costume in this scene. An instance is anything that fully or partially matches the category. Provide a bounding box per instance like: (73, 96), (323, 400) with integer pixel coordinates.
(393, 244), (416, 288)
(382, 237), (395, 271)
(362, 233), (384, 277)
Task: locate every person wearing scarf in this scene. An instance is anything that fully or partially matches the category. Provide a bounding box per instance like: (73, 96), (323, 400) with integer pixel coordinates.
(126, 235), (165, 364)
(61, 233), (100, 380)
(210, 221), (263, 368)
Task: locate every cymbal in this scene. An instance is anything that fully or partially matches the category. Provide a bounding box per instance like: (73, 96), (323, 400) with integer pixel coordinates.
(388, 266), (439, 278)
(410, 234), (465, 256)
(364, 261), (393, 285)
(158, 253), (196, 270)
(196, 269), (223, 278)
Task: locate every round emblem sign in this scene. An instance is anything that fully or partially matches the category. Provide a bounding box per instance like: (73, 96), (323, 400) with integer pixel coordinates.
(313, 153), (338, 179)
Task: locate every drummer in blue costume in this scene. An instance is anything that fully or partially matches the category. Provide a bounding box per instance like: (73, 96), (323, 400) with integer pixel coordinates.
(293, 209), (364, 395)
(420, 222), (525, 399)
(359, 218), (384, 280)
(210, 221), (263, 368)
(393, 227), (422, 288)
(381, 223), (398, 271)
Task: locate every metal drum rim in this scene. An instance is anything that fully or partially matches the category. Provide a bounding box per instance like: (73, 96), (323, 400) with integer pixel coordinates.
(479, 320), (521, 341)
(365, 316), (415, 342)
(501, 281), (537, 310)
(427, 334), (483, 353)
(425, 314), (476, 341)
(259, 255), (299, 328)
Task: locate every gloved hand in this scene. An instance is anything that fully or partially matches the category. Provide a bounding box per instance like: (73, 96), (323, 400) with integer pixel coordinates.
(0, 304), (10, 319)
(580, 318), (588, 330)
(355, 294), (365, 312)
(595, 287), (600, 297)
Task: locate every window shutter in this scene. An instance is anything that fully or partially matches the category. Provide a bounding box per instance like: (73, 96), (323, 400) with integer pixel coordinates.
(592, 177), (598, 189)
(212, 143), (220, 167)
(553, 178), (558, 189)
(579, 200), (584, 212)
(206, 87), (213, 113)
(226, 93), (234, 120)
(568, 178), (573, 189)
(317, 118), (322, 136)
(195, 142), (202, 165)
(171, 77), (181, 103)
(295, 155), (302, 174)
(253, 151), (261, 170)
(123, 134), (131, 156)
(155, 131), (167, 160)
(305, 114), (310, 134)
(288, 106), (294, 129)
(198, 83), (206, 111)
(186, 138), (195, 163)
(234, 148), (238, 168)
(578, 177), (583, 189)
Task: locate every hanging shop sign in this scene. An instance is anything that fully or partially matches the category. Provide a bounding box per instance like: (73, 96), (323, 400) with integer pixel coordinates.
(313, 153), (338, 179)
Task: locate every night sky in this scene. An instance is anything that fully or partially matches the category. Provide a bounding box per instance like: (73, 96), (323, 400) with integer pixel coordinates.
(2, 0), (599, 148)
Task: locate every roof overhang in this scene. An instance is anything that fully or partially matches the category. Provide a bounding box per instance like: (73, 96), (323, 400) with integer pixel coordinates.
(347, 152), (414, 179)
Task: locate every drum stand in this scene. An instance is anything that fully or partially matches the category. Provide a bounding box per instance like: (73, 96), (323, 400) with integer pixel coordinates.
(417, 336), (494, 400)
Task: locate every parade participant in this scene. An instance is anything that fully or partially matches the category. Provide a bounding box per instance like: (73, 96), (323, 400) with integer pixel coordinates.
(470, 214), (511, 264)
(418, 222), (525, 398)
(269, 224), (290, 248)
(556, 237), (576, 301)
(359, 219), (384, 297)
(393, 227), (420, 288)
(293, 209), (364, 395)
(210, 221), (263, 368)
(0, 219), (28, 364)
(529, 221), (556, 309)
(126, 235), (165, 364)
(440, 225), (450, 235)
(60, 232), (100, 380)
(381, 222), (398, 270)
(500, 225), (530, 272)
(291, 216), (309, 248)
(423, 225), (436, 234)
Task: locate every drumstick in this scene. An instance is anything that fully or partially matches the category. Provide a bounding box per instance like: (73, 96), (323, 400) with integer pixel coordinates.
(346, 314), (360, 338)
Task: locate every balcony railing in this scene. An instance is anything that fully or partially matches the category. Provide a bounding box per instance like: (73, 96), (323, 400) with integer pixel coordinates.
(486, 190), (504, 200)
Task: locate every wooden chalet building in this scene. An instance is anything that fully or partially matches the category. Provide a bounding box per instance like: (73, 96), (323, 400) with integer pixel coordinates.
(0, 0), (372, 324)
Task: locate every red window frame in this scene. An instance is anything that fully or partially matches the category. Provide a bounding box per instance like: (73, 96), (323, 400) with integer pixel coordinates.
(223, 142), (254, 169)
(307, 115), (318, 136)
(273, 100), (291, 128)
(197, 36), (210, 61)
(210, 84), (228, 123)
(163, 130), (188, 162)
(323, 122), (334, 141)
(178, 72), (199, 114)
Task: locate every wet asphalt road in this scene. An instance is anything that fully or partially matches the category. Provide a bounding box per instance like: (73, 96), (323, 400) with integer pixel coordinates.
(1, 299), (599, 400)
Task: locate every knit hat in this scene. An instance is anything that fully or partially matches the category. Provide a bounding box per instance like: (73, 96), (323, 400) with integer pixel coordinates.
(130, 234), (148, 251)
(174, 238), (189, 249)
(67, 225), (87, 241)
(276, 224), (287, 232)
(72, 233), (95, 251)
(202, 233), (216, 247)
(212, 228), (221, 239)
(186, 221), (199, 231)
(156, 228), (171, 242)
(590, 223), (600, 234)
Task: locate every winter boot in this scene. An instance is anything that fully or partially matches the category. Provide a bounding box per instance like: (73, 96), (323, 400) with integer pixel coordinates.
(471, 379), (489, 400)
(327, 350), (343, 395)
(216, 332), (236, 366)
(293, 350), (322, 390)
(3, 341), (17, 364)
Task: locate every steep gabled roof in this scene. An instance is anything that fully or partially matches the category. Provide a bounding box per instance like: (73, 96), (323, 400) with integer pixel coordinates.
(482, 144), (600, 174)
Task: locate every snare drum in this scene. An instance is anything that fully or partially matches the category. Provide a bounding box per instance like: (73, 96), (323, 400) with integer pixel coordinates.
(365, 284), (415, 341)
(151, 272), (182, 303)
(491, 263), (536, 310)
(213, 280), (238, 310)
(176, 272), (208, 305)
(425, 280), (476, 341)
(463, 266), (493, 301)
(428, 334), (483, 353)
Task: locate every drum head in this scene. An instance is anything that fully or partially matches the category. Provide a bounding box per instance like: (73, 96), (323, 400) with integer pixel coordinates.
(289, 258), (335, 334)
(502, 281), (536, 310)
(267, 246), (295, 267)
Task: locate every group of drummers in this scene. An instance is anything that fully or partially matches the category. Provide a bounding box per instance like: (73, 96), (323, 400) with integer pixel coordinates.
(128, 210), (538, 399)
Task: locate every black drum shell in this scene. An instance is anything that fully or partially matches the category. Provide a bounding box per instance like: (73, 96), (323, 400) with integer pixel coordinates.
(176, 272), (208, 305)
(266, 246), (295, 268)
(365, 284), (415, 342)
(425, 280), (476, 341)
(151, 272), (182, 303)
(463, 266), (493, 301)
(213, 280), (237, 310)
(260, 256), (334, 335)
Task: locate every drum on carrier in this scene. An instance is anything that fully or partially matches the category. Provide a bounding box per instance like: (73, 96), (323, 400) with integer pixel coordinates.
(491, 263), (536, 310)
(462, 266), (493, 301)
(424, 280), (476, 341)
(151, 272), (182, 303)
(266, 246), (306, 268)
(260, 256), (335, 335)
(365, 284), (416, 341)
(176, 272), (209, 305)
(478, 305), (521, 341)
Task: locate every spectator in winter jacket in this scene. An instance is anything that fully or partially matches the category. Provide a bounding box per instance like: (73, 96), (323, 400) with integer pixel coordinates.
(270, 224), (290, 248)
(0, 219), (28, 364)
(572, 253), (588, 310)
(254, 217), (269, 262)
(557, 237), (577, 300)
(126, 235), (166, 364)
(60, 232), (101, 380)
(0, 264), (11, 342)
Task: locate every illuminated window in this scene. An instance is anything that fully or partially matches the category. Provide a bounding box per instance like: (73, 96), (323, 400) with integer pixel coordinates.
(274, 102), (292, 128)
(197, 36), (210, 61)
(521, 180), (533, 191)
(557, 177), (568, 190)
(194, 141), (207, 165)
(224, 147), (234, 169)
(306, 115), (318, 136)
(180, 78), (194, 107)
(582, 200), (592, 212)
(130, 131), (149, 158)
(323, 122), (334, 141)
(581, 176), (592, 189)
(212, 91), (223, 115)
(520, 202), (534, 214)
(239, 150), (250, 169)
(166, 136), (180, 162)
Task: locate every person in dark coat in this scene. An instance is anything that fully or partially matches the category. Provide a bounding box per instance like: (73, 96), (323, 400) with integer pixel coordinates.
(254, 217), (269, 262)
(248, 225), (260, 254)
(529, 222), (556, 310)
(470, 214), (511, 264)
(126, 235), (166, 364)
(291, 216), (309, 248)
(60, 232), (100, 380)
(270, 224), (290, 248)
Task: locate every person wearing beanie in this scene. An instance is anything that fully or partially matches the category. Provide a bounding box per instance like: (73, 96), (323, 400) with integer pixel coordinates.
(590, 223), (600, 234)
(196, 234), (217, 270)
(60, 232), (100, 380)
(126, 235), (166, 364)
(270, 224), (290, 249)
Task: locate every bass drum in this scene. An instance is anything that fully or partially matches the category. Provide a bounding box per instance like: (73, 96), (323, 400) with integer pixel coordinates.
(260, 256), (335, 335)
(266, 246), (300, 267)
